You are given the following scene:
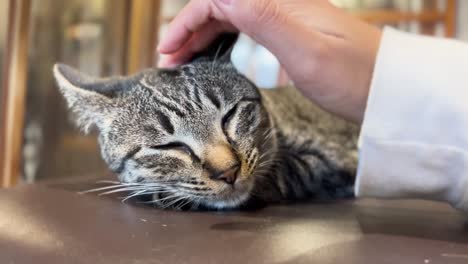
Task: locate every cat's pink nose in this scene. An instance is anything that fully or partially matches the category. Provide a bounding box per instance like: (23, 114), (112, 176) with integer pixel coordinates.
(210, 164), (240, 185)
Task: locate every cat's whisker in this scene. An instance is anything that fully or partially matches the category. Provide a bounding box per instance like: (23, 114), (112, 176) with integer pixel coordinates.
(177, 197), (194, 210)
(121, 189), (152, 202)
(158, 195), (180, 208)
(258, 145), (276, 157)
(261, 127), (274, 141)
(253, 168), (271, 174)
(78, 184), (133, 194)
(98, 186), (154, 196)
(261, 128), (274, 140)
(255, 157), (278, 170)
(256, 159), (281, 168)
(258, 155), (281, 164)
(163, 195), (189, 209)
(210, 39), (225, 74)
(95, 180), (121, 184)
(164, 196), (185, 209)
(136, 192), (173, 204)
(189, 199), (200, 210)
(258, 147), (272, 155)
(263, 155), (281, 162)
(79, 180), (178, 195)
(148, 193), (180, 204)
(122, 190), (161, 201)
(138, 182), (174, 187)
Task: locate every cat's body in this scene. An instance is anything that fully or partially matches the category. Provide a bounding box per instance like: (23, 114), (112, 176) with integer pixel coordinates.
(254, 87), (358, 205)
(53, 34), (358, 210)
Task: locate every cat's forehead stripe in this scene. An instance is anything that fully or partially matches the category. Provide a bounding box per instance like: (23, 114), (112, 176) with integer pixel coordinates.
(204, 89), (221, 109)
(154, 110), (174, 135)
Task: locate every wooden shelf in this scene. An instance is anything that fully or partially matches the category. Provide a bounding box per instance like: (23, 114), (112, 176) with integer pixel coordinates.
(162, 9), (450, 26)
(352, 9), (446, 24)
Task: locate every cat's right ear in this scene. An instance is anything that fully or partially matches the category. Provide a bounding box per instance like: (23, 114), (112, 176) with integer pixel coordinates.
(53, 63), (128, 132)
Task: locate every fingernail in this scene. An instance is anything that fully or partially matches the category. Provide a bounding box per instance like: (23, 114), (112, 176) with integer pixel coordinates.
(157, 41), (170, 53)
(216, 0), (232, 5)
(158, 55), (179, 68)
(156, 44), (163, 52)
(157, 55), (170, 67)
(158, 61), (178, 69)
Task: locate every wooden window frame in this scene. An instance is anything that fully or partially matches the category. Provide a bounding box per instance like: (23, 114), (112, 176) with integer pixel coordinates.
(126, 0), (162, 74)
(0, 0), (31, 187)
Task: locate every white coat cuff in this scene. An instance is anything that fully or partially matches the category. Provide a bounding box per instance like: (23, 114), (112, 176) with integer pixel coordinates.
(356, 27), (468, 211)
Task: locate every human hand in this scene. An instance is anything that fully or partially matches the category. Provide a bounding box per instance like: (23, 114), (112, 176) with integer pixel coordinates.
(158, 0), (382, 123)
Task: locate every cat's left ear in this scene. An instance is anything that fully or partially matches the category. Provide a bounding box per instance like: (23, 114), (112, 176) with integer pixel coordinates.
(190, 33), (239, 64)
(53, 63), (131, 132)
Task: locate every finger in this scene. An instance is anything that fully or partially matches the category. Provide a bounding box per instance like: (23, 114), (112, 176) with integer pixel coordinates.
(158, 24), (221, 67)
(158, 0), (217, 54)
(158, 46), (195, 68)
(158, 22), (237, 67)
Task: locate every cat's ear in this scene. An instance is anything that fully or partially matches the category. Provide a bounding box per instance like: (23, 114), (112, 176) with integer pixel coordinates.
(190, 33), (238, 64)
(53, 63), (129, 132)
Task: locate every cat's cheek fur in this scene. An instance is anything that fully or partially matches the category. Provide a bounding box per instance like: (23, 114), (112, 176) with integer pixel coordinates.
(118, 161), (146, 183)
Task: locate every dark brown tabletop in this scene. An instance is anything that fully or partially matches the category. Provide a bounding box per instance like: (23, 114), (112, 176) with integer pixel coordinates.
(1, 181), (467, 264)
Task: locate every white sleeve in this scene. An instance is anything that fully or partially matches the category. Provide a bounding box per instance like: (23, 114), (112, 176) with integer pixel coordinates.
(356, 27), (468, 211)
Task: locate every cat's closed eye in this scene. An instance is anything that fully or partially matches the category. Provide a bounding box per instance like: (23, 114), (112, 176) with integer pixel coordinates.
(222, 104), (238, 130)
(222, 98), (261, 127)
(150, 142), (200, 162)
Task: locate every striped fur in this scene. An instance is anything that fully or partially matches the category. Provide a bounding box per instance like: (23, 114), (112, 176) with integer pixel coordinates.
(53, 38), (358, 210)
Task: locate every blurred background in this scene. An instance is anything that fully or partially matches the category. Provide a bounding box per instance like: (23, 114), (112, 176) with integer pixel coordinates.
(0, 0), (466, 187)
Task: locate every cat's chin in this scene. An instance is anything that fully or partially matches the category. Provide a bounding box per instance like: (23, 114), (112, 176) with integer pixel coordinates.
(201, 190), (251, 210)
(200, 180), (254, 210)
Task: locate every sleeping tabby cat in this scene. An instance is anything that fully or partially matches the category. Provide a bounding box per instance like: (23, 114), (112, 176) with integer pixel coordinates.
(53, 34), (358, 210)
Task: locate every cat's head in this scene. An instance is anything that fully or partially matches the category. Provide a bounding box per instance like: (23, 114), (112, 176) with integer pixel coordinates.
(53, 34), (276, 209)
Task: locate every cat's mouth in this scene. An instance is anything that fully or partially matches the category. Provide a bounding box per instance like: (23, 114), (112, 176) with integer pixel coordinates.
(161, 178), (254, 210)
(218, 179), (251, 195)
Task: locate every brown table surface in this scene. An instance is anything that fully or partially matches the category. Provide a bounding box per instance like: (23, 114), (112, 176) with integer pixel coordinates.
(0, 179), (467, 264)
